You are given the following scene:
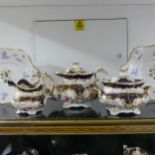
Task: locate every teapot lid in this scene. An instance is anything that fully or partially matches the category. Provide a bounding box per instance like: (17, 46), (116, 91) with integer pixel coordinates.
(56, 62), (94, 79)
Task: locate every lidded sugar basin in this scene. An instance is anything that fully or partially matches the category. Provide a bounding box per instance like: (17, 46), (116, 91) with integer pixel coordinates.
(97, 68), (151, 115)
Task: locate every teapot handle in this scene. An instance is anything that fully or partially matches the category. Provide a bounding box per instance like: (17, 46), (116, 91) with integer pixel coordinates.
(96, 67), (110, 75)
(95, 67), (110, 80)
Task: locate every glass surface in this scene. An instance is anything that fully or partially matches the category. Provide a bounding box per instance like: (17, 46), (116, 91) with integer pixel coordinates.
(0, 99), (155, 119)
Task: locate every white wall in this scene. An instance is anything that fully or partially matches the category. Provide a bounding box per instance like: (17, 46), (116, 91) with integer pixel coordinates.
(0, 5), (154, 61)
(0, 4), (155, 102)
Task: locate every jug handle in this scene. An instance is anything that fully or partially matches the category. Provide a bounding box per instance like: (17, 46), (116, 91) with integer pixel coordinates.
(43, 72), (55, 97)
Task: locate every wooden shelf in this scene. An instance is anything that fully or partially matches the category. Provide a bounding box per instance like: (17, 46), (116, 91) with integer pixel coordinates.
(0, 100), (155, 135)
(0, 118), (154, 135)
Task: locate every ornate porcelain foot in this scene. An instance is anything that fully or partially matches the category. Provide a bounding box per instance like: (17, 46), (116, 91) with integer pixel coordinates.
(63, 102), (90, 109)
(16, 108), (43, 116)
(107, 107), (141, 115)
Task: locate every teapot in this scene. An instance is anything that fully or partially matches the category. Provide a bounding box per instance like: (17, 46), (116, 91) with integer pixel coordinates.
(96, 68), (151, 115)
(52, 62), (106, 109)
(0, 70), (54, 115)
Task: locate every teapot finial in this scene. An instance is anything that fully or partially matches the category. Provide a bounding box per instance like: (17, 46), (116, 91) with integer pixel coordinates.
(65, 62), (80, 73)
(72, 62), (80, 69)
